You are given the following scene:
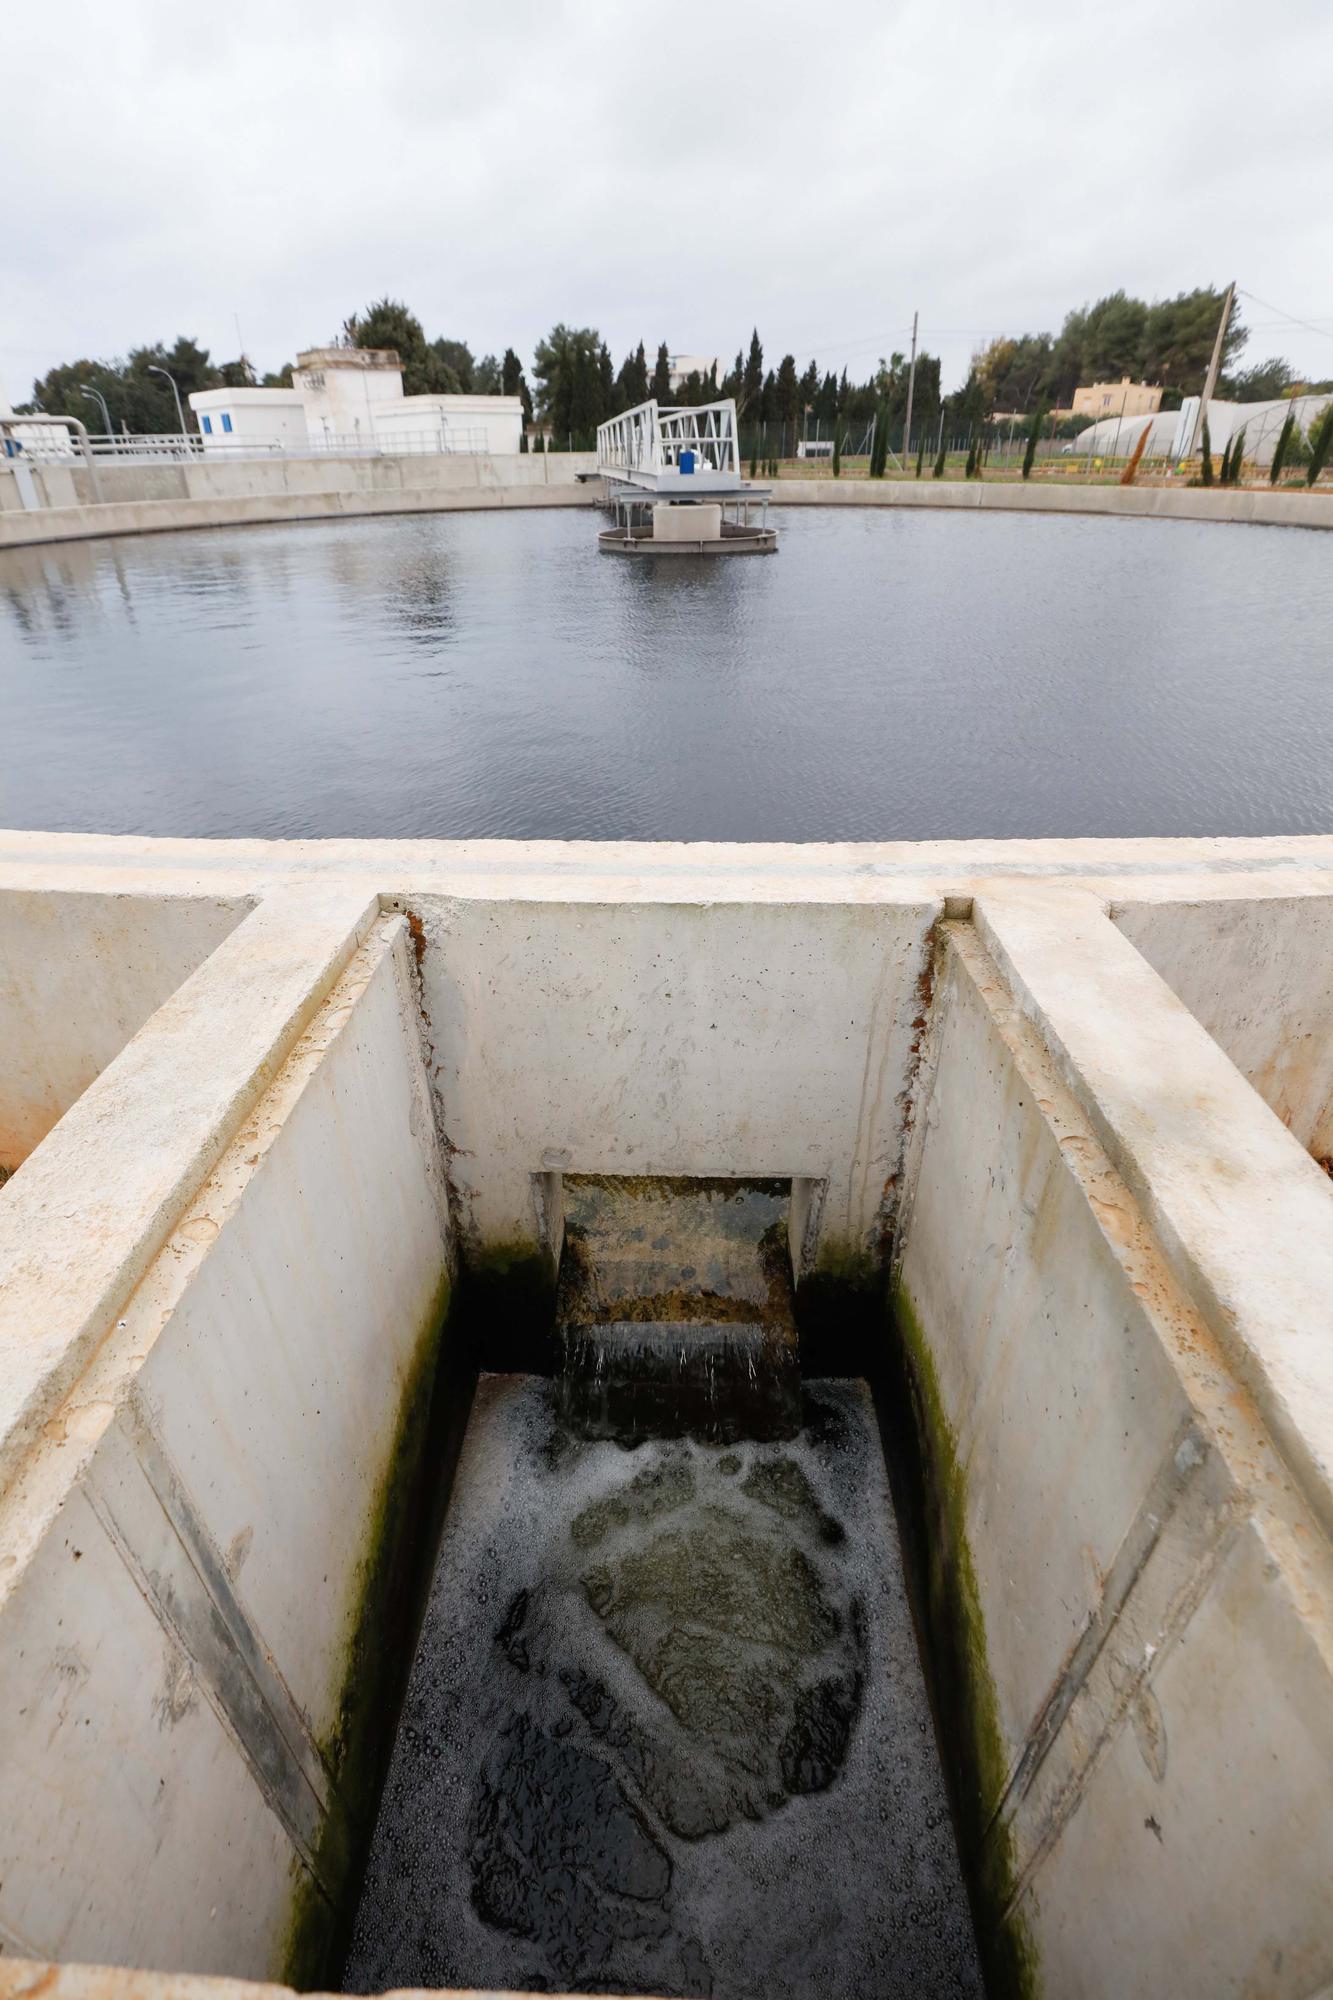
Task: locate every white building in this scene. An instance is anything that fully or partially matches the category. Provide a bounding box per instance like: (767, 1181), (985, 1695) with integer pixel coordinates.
(667, 353), (722, 393)
(189, 388), (307, 452)
(189, 347), (524, 456)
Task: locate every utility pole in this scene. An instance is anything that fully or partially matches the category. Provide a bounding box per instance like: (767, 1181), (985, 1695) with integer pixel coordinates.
(902, 310), (919, 466)
(1186, 280), (1234, 458)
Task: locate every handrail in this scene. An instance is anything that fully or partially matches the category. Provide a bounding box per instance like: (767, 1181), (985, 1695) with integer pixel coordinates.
(0, 413), (103, 503)
(0, 427), (497, 468)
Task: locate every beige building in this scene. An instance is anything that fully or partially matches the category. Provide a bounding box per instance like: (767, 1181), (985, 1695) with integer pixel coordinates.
(1071, 376), (1164, 419)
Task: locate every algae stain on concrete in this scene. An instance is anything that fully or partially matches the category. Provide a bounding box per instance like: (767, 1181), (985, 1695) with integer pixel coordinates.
(281, 1263), (460, 1990)
(890, 1277), (1040, 1999)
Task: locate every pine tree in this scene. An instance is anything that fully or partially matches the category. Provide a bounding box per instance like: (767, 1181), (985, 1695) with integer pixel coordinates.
(1270, 410), (1296, 485)
(1200, 418), (1214, 486)
(651, 343), (672, 406)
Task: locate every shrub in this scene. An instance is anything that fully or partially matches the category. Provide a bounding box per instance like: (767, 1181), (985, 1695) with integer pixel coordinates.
(915, 437), (926, 478)
(832, 419), (843, 478)
(933, 443), (947, 478)
(1200, 418), (1214, 487)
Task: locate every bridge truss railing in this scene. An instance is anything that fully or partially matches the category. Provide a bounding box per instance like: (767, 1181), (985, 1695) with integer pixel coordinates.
(597, 400), (740, 478)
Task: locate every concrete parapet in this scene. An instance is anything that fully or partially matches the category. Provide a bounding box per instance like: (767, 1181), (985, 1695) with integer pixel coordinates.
(770, 475), (1333, 528)
(3, 458), (1330, 549)
(0, 450), (599, 545)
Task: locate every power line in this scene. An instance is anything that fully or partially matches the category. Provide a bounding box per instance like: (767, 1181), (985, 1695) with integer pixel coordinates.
(1237, 288), (1333, 346)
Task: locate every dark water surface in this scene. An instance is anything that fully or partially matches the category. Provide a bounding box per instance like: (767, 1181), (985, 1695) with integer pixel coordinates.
(343, 1376), (981, 1998)
(1, 507), (1330, 840)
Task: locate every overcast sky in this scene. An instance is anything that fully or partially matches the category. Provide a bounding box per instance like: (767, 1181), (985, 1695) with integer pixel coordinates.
(5, 0), (1333, 401)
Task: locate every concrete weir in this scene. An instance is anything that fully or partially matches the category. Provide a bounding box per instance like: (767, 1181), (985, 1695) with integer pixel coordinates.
(1, 831), (1332, 1999)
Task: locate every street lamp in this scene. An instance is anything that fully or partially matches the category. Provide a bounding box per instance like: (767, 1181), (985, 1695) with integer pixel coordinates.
(80, 385), (113, 437)
(147, 364), (187, 437)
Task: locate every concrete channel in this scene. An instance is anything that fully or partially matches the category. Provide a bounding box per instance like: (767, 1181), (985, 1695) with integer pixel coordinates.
(0, 831), (1331, 2000)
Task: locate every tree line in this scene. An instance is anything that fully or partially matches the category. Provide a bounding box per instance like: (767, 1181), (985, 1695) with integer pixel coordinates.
(18, 285), (1329, 449)
(973, 285), (1331, 416)
(18, 336), (273, 438)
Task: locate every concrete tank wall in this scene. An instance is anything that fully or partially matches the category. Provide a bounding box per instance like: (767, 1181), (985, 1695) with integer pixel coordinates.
(408, 893), (941, 1276)
(0, 889), (251, 1169)
(3, 460), (1330, 549)
(0, 903), (451, 1978)
(0, 450), (599, 538)
(895, 907), (1333, 1993)
(1113, 891), (1333, 1161)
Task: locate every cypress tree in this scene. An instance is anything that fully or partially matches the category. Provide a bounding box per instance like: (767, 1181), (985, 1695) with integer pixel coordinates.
(1021, 403), (1046, 481)
(1229, 428), (1246, 484)
(933, 442), (947, 478)
(1306, 406), (1333, 487)
(1200, 418), (1214, 486)
(1270, 411), (1296, 485)
(869, 406), (889, 479)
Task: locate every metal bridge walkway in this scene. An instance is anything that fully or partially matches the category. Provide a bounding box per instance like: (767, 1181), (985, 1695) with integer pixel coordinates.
(596, 397), (750, 497)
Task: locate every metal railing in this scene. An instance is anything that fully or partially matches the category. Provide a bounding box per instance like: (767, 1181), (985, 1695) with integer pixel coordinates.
(597, 400), (740, 478)
(1, 426), (494, 463)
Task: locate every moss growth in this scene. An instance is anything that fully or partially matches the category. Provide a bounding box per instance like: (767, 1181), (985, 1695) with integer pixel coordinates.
(796, 1240), (881, 1374)
(457, 1237), (557, 1371)
(887, 1278), (1040, 1998)
(282, 1265), (469, 1989)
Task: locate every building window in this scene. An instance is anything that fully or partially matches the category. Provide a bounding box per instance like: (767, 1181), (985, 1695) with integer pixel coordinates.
(201, 414), (213, 434)
(221, 413), (233, 433)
